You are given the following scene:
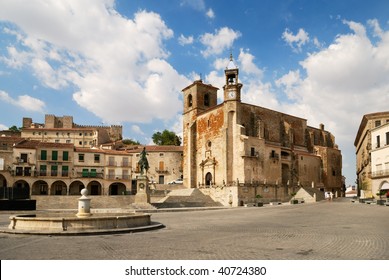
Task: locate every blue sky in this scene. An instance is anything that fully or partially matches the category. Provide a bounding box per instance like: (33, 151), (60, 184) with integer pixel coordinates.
(1, 0), (389, 186)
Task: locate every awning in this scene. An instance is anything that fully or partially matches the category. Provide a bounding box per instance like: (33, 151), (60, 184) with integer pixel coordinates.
(380, 182), (389, 190)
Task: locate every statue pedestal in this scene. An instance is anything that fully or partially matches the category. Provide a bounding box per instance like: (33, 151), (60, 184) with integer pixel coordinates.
(135, 175), (150, 204)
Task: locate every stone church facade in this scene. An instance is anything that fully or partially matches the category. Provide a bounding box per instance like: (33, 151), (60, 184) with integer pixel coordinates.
(182, 56), (342, 204)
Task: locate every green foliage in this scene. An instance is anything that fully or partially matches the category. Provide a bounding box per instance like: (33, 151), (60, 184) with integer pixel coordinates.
(122, 138), (140, 145)
(152, 129), (181, 146)
(8, 125), (21, 132)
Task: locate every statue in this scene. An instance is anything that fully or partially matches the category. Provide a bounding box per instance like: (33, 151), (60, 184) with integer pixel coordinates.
(138, 147), (149, 175)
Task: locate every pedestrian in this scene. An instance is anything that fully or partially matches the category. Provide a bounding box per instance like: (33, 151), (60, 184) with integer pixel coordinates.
(330, 192), (333, 201)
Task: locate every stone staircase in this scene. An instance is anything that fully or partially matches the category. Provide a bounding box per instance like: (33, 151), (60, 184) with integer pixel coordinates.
(152, 188), (222, 208)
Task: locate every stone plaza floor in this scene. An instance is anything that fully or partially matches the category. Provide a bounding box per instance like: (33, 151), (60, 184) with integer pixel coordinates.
(0, 198), (388, 260)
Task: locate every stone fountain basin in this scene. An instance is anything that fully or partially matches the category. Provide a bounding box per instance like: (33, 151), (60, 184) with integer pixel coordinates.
(7, 212), (156, 235)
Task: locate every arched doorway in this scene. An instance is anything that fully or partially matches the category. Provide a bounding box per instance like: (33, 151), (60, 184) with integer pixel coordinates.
(32, 180), (49, 195)
(0, 174), (8, 199)
(205, 172), (213, 186)
(109, 183), (126, 195)
(12, 180), (30, 199)
(69, 181), (85, 195)
(87, 181), (102, 195)
(379, 181), (389, 198)
(50, 180), (67, 195)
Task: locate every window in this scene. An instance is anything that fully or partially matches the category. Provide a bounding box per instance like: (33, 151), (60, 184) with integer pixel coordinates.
(122, 157), (129, 167)
(40, 165), (47, 176)
(63, 151), (69, 161)
(159, 161), (165, 171)
(52, 151), (58, 161)
(377, 135), (381, 148)
(204, 93), (210, 106)
(78, 154), (84, 162)
(386, 132), (389, 145)
(94, 154), (100, 163)
(82, 169), (89, 177)
(251, 147), (255, 157)
(90, 169), (97, 177)
(79, 141), (82, 145)
(41, 150), (47, 160)
(55, 140), (60, 143)
(20, 153), (28, 163)
(188, 94), (193, 107)
(51, 165), (58, 176)
(66, 140), (71, 144)
(62, 166), (69, 177)
(375, 120), (381, 127)
(159, 153), (164, 157)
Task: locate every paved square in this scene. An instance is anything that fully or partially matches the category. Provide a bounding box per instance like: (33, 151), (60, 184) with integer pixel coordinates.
(0, 199), (388, 260)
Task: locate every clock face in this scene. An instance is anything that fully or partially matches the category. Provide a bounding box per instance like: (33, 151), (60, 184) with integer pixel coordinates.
(228, 90), (235, 98)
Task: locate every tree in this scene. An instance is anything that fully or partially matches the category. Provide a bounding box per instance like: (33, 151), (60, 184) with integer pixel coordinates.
(152, 129), (181, 146)
(8, 125), (21, 132)
(122, 138), (140, 145)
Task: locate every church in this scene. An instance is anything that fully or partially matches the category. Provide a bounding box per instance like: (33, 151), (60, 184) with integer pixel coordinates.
(182, 55), (342, 204)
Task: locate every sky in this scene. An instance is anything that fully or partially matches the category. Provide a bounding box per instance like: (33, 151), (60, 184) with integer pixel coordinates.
(1, 0), (389, 186)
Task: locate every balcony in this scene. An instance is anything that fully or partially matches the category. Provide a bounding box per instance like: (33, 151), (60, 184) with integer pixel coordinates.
(371, 169), (389, 178)
(106, 174), (130, 180)
(155, 167), (169, 174)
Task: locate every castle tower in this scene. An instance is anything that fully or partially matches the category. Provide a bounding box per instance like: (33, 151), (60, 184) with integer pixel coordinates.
(182, 80), (219, 188)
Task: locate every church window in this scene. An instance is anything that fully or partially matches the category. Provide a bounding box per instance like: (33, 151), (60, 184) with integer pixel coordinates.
(188, 94), (193, 107)
(204, 93), (210, 106)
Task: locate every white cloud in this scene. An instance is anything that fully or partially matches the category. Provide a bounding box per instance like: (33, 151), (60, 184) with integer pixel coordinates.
(282, 28), (310, 52)
(131, 125), (145, 135)
(0, 0), (188, 124)
(200, 27), (241, 57)
(0, 124), (8, 130)
(0, 90), (45, 112)
(276, 19), (389, 184)
(238, 48), (263, 77)
(178, 34), (194, 46)
(206, 8), (215, 19)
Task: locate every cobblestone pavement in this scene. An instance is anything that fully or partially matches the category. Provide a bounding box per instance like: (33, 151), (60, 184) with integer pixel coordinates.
(0, 199), (388, 260)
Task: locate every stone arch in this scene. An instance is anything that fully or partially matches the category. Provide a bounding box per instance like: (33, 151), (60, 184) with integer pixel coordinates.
(108, 182), (126, 195)
(69, 180), (85, 195)
(12, 180), (30, 199)
(87, 180), (102, 195)
(0, 174), (7, 187)
(50, 180), (67, 195)
(379, 180), (389, 192)
(32, 180), (49, 195)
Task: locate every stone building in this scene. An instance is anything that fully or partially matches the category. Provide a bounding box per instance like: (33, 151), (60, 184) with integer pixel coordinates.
(369, 121), (389, 198)
(0, 139), (134, 199)
(21, 114), (122, 148)
(354, 111), (389, 198)
(126, 145), (183, 185)
(182, 55), (342, 204)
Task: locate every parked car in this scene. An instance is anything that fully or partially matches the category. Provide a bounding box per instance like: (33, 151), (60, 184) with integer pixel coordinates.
(168, 178), (183, 184)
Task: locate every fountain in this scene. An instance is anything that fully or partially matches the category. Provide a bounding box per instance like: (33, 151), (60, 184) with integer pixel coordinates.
(3, 188), (163, 235)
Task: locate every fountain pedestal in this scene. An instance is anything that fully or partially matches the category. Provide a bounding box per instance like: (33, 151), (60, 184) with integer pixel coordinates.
(76, 188), (92, 217)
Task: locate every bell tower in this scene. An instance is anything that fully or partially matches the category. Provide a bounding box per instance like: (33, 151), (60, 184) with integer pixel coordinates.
(223, 54), (242, 102)
(182, 79), (219, 188)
